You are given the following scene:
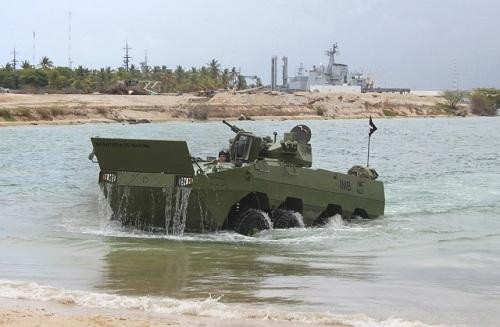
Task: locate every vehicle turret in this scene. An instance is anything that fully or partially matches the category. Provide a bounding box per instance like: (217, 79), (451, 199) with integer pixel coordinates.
(222, 120), (312, 168)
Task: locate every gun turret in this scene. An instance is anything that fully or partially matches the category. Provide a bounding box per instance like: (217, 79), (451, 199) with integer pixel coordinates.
(222, 120), (312, 168)
(222, 120), (244, 134)
(263, 124), (312, 167)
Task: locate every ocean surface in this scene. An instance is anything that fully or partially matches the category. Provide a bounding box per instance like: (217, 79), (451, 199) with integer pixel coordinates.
(0, 117), (499, 326)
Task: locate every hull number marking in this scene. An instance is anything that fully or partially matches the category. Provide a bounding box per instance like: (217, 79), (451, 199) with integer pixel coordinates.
(340, 180), (351, 191)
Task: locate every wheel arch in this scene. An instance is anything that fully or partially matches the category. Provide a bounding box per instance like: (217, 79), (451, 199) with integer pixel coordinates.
(223, 192), (270, 230)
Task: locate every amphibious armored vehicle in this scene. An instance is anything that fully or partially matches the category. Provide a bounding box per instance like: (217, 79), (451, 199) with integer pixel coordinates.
(89, 121), (384, 235)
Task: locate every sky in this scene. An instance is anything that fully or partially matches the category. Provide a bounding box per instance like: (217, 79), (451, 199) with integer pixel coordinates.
(1, 0), (499, 90)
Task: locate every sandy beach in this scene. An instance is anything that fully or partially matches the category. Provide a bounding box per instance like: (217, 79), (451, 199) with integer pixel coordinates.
(0, 91), (448, 127)
(0, 298), (346, 327)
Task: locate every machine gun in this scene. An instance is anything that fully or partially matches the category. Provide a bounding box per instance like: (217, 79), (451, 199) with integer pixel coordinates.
(222, 120), (244, 134)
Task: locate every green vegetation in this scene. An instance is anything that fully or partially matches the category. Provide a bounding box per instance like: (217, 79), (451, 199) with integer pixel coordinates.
(470, 88), (500, 116)
(14, 108), (34, 119)
(441, 90), (467, 114)
(383, 108), (397, 116)
(316, 107), (327, 116)
(0, 58), (255, 93)
(0, 109), (14, 121)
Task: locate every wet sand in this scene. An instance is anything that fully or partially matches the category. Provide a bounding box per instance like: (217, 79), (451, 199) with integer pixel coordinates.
(0, 299), (343, 327)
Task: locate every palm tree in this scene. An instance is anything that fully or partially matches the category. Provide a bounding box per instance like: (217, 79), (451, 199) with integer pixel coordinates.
(207, 59), (221, 81)
(229, 67), (238, 87)
(75, 65), (87, 77)
(175, 65), (185, 83)
(221, 68), (230, 88)
(21, 61), (32, 69)
(40, 56), (53, 69)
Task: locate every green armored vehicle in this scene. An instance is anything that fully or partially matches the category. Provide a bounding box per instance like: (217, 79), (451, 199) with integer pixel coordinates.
(89, 121), (384, 235)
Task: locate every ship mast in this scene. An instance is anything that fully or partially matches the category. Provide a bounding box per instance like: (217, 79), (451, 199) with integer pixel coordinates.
(325, 42), (339, 82)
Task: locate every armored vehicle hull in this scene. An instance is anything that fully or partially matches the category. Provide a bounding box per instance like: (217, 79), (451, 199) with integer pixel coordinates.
(91, 122), (384, 235)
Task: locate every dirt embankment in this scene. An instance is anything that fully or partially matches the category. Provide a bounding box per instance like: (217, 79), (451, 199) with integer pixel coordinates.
(0, 92), (448, 126)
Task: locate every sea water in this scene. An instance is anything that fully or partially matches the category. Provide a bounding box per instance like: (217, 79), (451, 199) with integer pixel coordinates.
(0, 117), (499, 326)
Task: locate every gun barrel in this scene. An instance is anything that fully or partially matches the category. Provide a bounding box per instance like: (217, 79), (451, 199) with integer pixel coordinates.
(222, 120), (242, 133)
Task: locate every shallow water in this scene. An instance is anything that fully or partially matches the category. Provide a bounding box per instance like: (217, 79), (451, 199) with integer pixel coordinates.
(0, 117), (499, 326)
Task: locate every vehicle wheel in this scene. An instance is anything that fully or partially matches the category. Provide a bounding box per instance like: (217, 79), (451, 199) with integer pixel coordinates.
(235, 209), (271, 236)
(271, 209), (301, 229)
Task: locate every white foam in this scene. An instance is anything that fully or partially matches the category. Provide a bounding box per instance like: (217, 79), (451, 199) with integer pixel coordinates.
(325, 214), (346, 228)
(0, 279), (443, 327)
(293, 211), (306, 227)
(69, 213), (374, 247)
(260, 210), (274, 230)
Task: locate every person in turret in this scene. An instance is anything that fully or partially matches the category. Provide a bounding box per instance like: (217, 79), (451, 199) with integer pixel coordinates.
(218, 150), (229, 163)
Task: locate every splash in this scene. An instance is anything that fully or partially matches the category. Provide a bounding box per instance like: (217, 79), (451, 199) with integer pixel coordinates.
(97, 183), (114, 221)
(98, 184), (192, 235)
(292, 211), (305, 227)
(325, 214), (345, 228)
(164, 187), (191, 236)
(260, 210), (273, 230)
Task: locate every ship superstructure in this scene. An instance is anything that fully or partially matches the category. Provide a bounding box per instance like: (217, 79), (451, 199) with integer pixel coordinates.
(285, 43), (373, 92)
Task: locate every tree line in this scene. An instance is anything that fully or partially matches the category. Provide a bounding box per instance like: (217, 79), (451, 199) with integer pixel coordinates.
(0, 57), (254, 93)
(442, 88), (499, 116)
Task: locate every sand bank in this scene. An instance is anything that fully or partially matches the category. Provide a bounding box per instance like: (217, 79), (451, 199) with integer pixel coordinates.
(0, 91), (448, 127)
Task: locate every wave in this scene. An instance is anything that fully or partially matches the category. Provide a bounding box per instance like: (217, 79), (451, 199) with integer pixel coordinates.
(0, 279), (441, 327)
(67, 215), (373, 246)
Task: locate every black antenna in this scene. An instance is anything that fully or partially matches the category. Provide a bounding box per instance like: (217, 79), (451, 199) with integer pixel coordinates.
(123, 40), (132, 72)
(11, 45), (19, 70)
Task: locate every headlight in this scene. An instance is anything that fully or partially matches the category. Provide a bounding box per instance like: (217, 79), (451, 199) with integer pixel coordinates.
(100, 172), (117, 183)
(176, 176), (193, 187)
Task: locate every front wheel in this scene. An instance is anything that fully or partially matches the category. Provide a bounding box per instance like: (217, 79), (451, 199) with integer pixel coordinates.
(271, 209), (302, 229)
(235, 209), (271, 236)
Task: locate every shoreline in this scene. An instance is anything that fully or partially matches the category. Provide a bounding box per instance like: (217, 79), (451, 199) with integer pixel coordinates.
(0, 92), (455, 127)
(0, 113), (454, 128)
(0, 298), (344, 327)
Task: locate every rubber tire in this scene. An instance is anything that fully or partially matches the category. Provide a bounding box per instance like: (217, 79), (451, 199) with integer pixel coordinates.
(271, 209), (301, 229)
(235, 209), (270, 236)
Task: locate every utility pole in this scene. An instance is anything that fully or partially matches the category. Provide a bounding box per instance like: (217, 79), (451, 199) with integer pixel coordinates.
(140, 49), (149, 72)
(452, 59), (459, 91)
(123, 40), (132, 72)
(68, 11), (73, 69)
(32, 31), (36, 67)
(11, 45), (19, 70)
